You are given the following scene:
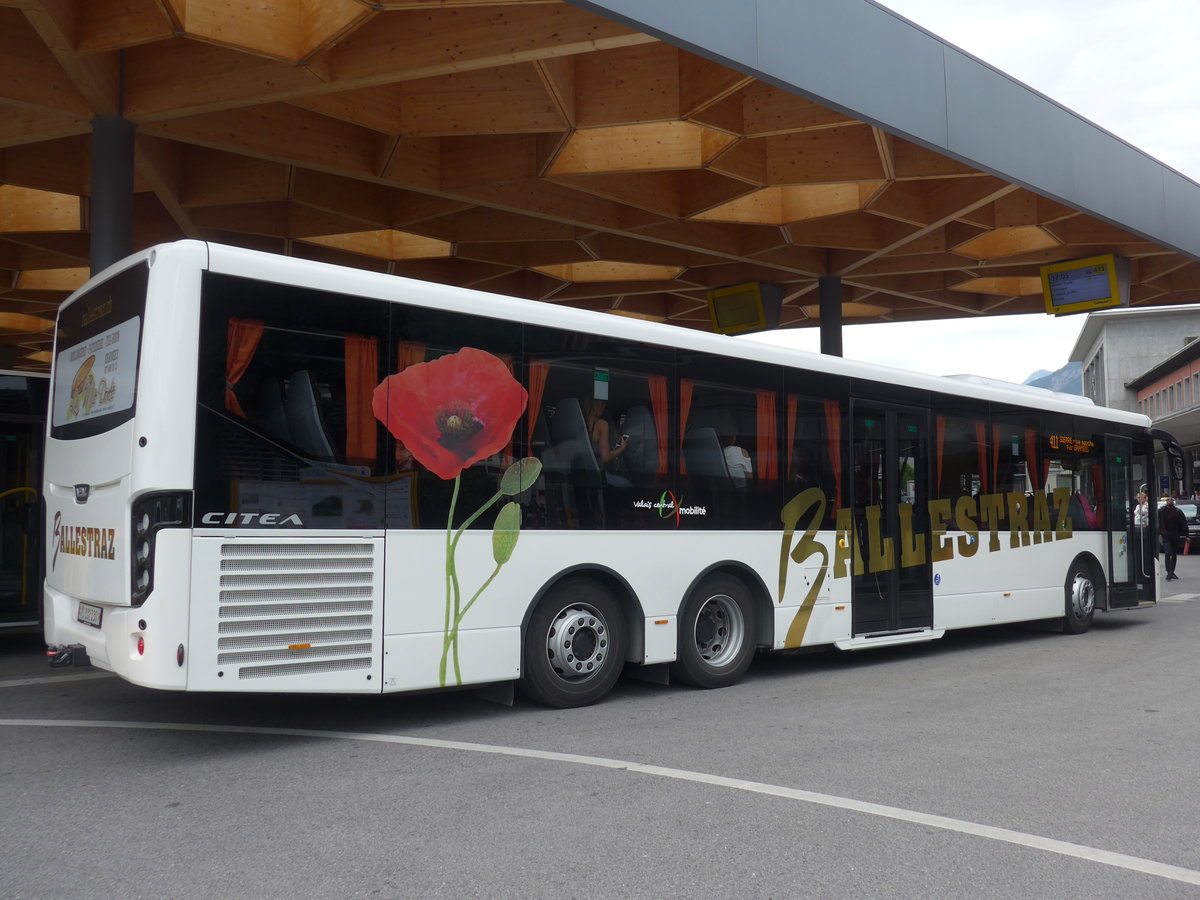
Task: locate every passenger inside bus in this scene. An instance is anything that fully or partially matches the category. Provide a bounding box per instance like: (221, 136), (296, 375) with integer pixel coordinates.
(585, 398), (632, 487)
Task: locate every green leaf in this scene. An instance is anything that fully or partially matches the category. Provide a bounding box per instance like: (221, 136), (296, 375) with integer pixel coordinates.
(492, 501), (522, 564)
(500, 457), (542, 496)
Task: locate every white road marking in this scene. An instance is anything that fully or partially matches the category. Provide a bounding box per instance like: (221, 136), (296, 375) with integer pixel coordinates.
(0, 672), (112, 688)
(2, 716), (1199, 887)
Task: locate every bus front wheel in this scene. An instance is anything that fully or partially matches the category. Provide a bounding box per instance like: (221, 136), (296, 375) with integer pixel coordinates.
(520, 579), (626, 708)
(671, 573), (757, 689)
(1062, 559), (1098, 634)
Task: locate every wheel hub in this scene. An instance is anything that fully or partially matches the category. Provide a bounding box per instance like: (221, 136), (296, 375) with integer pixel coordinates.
(693, 593), (745, 668)
(1070, 573), (1095, 618)
(546, 606), (608, 680)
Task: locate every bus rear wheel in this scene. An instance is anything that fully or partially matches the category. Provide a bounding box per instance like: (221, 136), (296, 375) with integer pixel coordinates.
(1063, 559), (1098, 634)
(671, 573), (757, 689)
(519, 579), (626, 708)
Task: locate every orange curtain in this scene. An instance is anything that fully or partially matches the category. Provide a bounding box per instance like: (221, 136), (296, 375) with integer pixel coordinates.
(786, 395), (798, 476)
(526, 360), (549, 444)
(392, 341), (426, 468)
(756, 390), (778, 480)
(974, 421), (987, 495)
(823, 400), (842, 511)
(345, 335), (378, 466)
(648, 375), (668, 475)
(225, 318), (264, 418)
(678, 379), (694, 474)
(935, 415), (946, 497)
(1024, 427), (1040, 490)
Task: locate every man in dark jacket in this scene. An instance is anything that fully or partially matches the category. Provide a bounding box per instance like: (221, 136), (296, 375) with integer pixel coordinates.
(1159, 496), (1189, 581)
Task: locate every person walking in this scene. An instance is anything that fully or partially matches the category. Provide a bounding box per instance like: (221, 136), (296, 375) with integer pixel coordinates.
(1159, 495), (1188, 581)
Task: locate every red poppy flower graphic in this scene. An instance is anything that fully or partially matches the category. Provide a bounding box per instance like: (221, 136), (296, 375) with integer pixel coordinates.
(372, 347), (527, 480)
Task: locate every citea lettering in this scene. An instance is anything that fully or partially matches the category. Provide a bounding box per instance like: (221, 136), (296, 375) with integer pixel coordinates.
(201, 511), (304, 526)
(51, 511), (116, 571)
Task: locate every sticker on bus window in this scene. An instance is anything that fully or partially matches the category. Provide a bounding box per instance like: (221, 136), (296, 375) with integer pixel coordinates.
(52, 316), (141, 427)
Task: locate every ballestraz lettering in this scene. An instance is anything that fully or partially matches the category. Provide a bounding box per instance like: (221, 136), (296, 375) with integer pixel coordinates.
(52, 511), (116, 570)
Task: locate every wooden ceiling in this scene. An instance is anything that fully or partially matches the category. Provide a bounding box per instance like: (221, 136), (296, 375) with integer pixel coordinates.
(2, 0), (1199, 372)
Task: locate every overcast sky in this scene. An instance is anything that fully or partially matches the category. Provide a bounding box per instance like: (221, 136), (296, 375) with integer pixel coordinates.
(749, 0), (1200, 384)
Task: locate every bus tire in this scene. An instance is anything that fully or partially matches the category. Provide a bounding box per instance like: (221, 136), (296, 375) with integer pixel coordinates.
(1063, 559), (1098, 634)
(519, 578), (625, 708)
(671, 573), (757, 689)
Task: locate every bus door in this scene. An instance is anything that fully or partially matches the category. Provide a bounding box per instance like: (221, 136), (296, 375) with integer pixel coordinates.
(0, 420), (41, 627)
(850, 402), (934, 635)
(1104, 434), (1147, 608)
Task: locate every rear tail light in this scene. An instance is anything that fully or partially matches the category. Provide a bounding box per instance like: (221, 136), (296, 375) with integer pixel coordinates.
(130, 492), (191, 606)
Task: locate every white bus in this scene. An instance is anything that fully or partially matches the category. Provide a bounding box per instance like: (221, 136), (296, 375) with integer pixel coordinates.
(43, 242), (1184, 707)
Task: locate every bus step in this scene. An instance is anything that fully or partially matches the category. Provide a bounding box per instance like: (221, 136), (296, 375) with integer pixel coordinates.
(834, 628), (945, 652)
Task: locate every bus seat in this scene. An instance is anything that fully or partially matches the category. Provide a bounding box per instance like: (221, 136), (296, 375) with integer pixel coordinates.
(546, 397), (601, 484)
(621, 405), (658, 478)
(255, 376), (292, 444)
(285, 370), (337, 462)
(683, 426), (733, 488)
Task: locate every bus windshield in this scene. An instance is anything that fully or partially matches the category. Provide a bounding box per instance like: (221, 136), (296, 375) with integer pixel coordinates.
(50, 262), (147, 441)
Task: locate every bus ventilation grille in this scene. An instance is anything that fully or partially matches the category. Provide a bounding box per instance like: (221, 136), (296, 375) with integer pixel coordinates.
(216, 542), (376, 680)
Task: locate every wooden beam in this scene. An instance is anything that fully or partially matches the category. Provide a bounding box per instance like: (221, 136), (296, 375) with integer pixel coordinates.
(764, 125), (888, 185)
(398, 64), (568, 136)
(549, 171), (682, 218)
(677, 49), (753, 118)
(75, 0), (177, 53)
(0, 135), (90, 194)
(145, 103), (388, 177)
(134, 133), (202, 238)
(534, 55), (576, 127)
(176, 147), (289, 207)
(455, 239), (590, 268)
(416, 207), (581, 243)
(740, 81), (855, 137)
(0, 9), (91, 116)
(560, 41), (679, 128)
(0, 106), (90, 150)
(17, 0), (123, 115)
(288, 84), (406, 135)
(291, 168), (395, 227)
(0, 184), (81, 232)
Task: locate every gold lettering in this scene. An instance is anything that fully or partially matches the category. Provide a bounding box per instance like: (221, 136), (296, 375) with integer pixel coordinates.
(929, 498), (954, 562)
(1006, 492), (1031, 548)
(864, 505), (895, 573)
(955, 495), (980, 557)
(1052, 487), (1073, 539)
(777, 487), (828, 648)
(1031, 491), (1053, 543)
(978, 493), (1005, 552)
(898, 504), (927, 568)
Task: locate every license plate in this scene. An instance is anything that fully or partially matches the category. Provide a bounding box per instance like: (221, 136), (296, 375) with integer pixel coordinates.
(77, 602), (103, 628)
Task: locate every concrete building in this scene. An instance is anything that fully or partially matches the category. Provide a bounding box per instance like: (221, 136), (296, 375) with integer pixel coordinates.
(1071, 305), (1200, 492)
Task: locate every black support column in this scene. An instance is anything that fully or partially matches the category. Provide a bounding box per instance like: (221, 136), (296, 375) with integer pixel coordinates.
(90, 116), (136, 276)
(818, 274), (843, 357)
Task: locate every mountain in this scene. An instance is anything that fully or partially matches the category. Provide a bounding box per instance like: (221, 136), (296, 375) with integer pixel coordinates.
(1024, 361), (1082, 395)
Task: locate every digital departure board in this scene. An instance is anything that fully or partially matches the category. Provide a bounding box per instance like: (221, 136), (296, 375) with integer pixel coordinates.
(1040, 254), (1129, 316)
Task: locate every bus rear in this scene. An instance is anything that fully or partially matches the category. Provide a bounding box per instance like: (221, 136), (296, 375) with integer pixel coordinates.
(43, 244), (204, 688)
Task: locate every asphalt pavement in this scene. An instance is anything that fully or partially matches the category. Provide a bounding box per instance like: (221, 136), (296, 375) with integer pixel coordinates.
(3, 561), (1200, 899)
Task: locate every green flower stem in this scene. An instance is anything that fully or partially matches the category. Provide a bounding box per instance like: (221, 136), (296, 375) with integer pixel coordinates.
(451, 563), (502, 682)
(441, 486), (508, 686)
(439, 475), (462, 686)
